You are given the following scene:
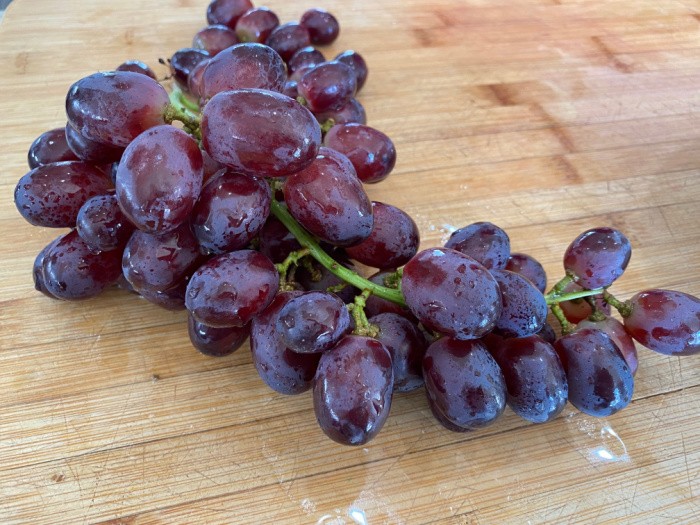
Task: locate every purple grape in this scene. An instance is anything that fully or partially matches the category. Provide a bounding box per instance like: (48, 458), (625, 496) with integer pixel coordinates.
(193, 25), (238, 56)
(578, 317), (638, 375)
(33, 237), (62, 299)
(335, 50), (368, 92)
(315, 98), (367, 127)
(623, 289), (700, 356)
(187, 59), (210, 100)
(116, 60), (157, 80)
(250, 291), (321, 394)
(298, 61), (356, 113)
(202, 89), (321, 177)
(116, 125), (203, 233)
(27, 127), (79, 168)
(323, 123), (396, 184)
(402, 248), (502, 340)
(206, 0), (253, 28)
(423, 337), (506, 431)
(491, 269), (548, 338)
(188, 314), (249, 357)
(300, 8), (339, 45)
(235, 7), (279, 43)
(15, 161), (113, 228)
(345, 202), (419, 269)
(186, 250), (279, 327)
(505, 252), (547, 294)
(137, 278), (188, 311)
(288, 46), (325, 73)
(564, 227), (631, 289)
(289, 63), (318, 83)
(282, 80), (298, 99)
(65, 122), (124, 164)
(313, 335), (393, 445)
(66, 71), (169, 148)
(76, 193), (135, 252)
(487, 335), (568, 423)
(265, 23), (311, 63)
(537, 322), (557, 344)
(444, 222), (511, 270)
(170, 48), (210, 91)
(258, 216), (302, 263)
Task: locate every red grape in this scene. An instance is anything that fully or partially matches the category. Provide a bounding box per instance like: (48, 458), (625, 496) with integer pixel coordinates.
(335, 50), (368, 92)
(505, 252), (547, 294)
(491, 269), (548, 338)
(444, 221), (511, 270)
(235, 7), (280, 43)
(288, 46), (325, 73)
(65, 122), (124, 164)
(564, 227), (631, 289)
(188, 314), (249, 357)
(265, 22), (311, 62)
(298, 61), (356, 113)
(578, 317), (638, 375)
(315, 98), (367, 127)
(300, 8), (340, 45)
(27, 128), (79, 168)
(206, 0), (253, 28)
(323, 123), (396, 184)
(193, 25), (238, 56)
(77, 193), (135, 252)
(116, 59), (157, 80)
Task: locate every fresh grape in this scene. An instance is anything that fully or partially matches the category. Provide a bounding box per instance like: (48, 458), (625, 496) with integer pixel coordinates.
(188, 314), (249, 357)
(265, 22), (311, 62)
(187, 59), (210, 100)
(323, 123), (396, 183)
(537, 322), (557, 344)
(77, 193), (135, 252)
(206, 0), (253, 28)
(65, 122), (124, 164)
(315, 98), (367, 127)
(335, 50), (368, 92)
(505, 252), (547, 293)
(27, 128), (79, 168)
(282, 80), (298, 99)
(137, 278), (188, 311)
(624, 289), (700, 356)
(186, 250), (279, 327)
(116, 59), (157, 80)
(170, 48), (211, 91)
(402, 248), (502, 339)
(578, 317), (638, 375)
(313, 335), (393, 445)
(300, 8), (340, 45)
(202, 89), (321, 177)
(564, 227), (631, 289)
(116, 125), (203, 233)
(288, 46), (325, 74)
(491, 269), (548, 338)
(235, 7), (280, 43)
(258, 216), (302, 263)
(298, 61), (356, 113)
(444, 222), (511, 270)
(193, 25), (238, 56)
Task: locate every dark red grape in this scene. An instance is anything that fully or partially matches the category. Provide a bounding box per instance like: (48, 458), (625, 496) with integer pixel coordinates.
(402, 248), (502, 340)
(558, 281), (611, 323)
(300, 8), (339, 45)
(186, 250), (279, 327)
(116, 60), (157, 80)
(282, 80), (298, 99)
(444, 222), (511, 270)
(188, 314), (249, 357)
(624, 289), (700, 356)
(235, 7), (279, 43)
(191, 170), (270, 254)
(423, 337), (506, 431)
(295, 249), (358, 303)
(250, 291), (321, 394)
(323, 123), (396, 184)
(137, 278), (188, 311)
(315, 98), (367, 127)
(345, 202), (419, 269)
(364, 270), (415, 320)
(370, 313), (428, 392)
(505, 252), (547, 294)
(65, 122), (124, 164)
(122, 222), (204, 293)
(335, 50), (368, 92)
(289, 63), (318, 83)
(202, 89), (321, 177)
(578, 317), (638, 375)
(258, 216), (302, 263)
(284, 147), (373, 246)
(42, 229), (122, 300)
(33, 237), (62, 299)
(298, 61), (356, 113)
(116, 125), (203, 233)
(77, 193), (135, 252)
(206, 0), (253, 28)
(554, 328), (634, 416)
(27, 127), (79, 168)
(193, 25), (238, 56)
(15, 161), (113, 228)
(288, 46), (325, 73)
(564, 227), (631, 289)
(313, 335), (393, 445)
(265, 23), (311, 63)
(487, 335), (568, 423)
(201, 149), (224, 185)
(170, 48), (210, 91)
(201, 43), (286, 100)
(491, 269), (548, 338)
(537, 322), (557, 344)
(66, 71), (169, 147)
(187, 59), (210, 100)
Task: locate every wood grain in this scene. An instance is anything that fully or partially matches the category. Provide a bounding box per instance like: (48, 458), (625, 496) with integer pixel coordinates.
(1, 0), (699, 523)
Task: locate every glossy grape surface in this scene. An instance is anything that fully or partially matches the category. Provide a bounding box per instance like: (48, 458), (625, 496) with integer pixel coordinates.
(284, 147), (373, 246)
(65, 122), (124, 164)
(265, 22), (311, 62)
(288, 46), (325, 73)
(555, 328), (634, 416)
(258, 216), (302, 263)
(315, 98), (366, 126)
(137, 278), (188, 311)
(201, 43), (286, 100)
(334, 50), (368, 92)
(27, 128), (78, 168)
(345, 202), (419, 269)
(487, 335), (568, 423)
(77, 193), (134, 251)
(170, 48), (211, 90)
(191, 170), (270, 254)
(33, 237), (61, 298)
(187, 59), (210, 100)
(402, 248), (502, 339)
(188, 314), (249, 357)
(300, 8), (340, 45)
(206, 0), (253, 28)
(578, 317), (638, 375)
(505, 252), (547, 293)
(202, 89), (321, 177)
(15, 161), (113, 228)
(116, 125), (203, 233)
(43, 230), (122, 300)
(323, 123), (396, 184)
(186, 250), (278, 327)
(313, 335), (393, 445)
(624, 289), (700, 356)
(66, 71), (169, 148)
(491, 269), (548, 338)
(116, 59), (157, 79)
(564, 227), (631, 289)
(298, 61), (356, 113)
(250, 291), (321, 394)
(276, 291), (351, 353)
(444, 222), (511, 270)
(423, 337), (506, 431)
(235, 7), (279, 43)
(193, 25), (238, 56)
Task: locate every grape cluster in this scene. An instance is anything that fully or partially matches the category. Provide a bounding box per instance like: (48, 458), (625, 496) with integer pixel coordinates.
(14, 0), (700, 447)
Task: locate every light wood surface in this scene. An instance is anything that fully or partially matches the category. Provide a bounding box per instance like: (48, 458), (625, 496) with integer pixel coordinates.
(1, 0), (699, 523)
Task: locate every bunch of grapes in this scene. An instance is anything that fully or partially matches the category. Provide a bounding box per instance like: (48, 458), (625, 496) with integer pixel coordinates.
(14, 0), (699, 447)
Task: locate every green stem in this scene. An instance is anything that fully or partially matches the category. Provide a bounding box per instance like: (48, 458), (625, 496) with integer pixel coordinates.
(544, 287), (606, 305)
(274, 248), (310, 290)
(603, 290), (633, 317)
(547, 275), (573, 297)
(269, 200), (407, 307)
(586, 296), (608, 322)
(170, 86), (201, 114)
(164, 89), (202, 140)
(348, 290), (379, 337)
(551, 303), (575, 335)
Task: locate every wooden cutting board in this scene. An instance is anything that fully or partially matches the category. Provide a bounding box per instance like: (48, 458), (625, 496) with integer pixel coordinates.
(1, 0), (698, 523)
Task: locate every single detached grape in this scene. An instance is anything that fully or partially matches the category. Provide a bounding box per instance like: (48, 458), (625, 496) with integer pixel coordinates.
(298, 61), (356, 113)
(193, 25), (239, 56)
(487, 335), (568, 423)
(188, 314), (249, 357)
(564, 227), (631, 289)
(265, 22), (311, 62)
(335, 50), (368, 92)
(313, 335), (393, 446)
(235, 7), (279, 43)
(315, 98), (367, 127)
(65, 122), (124, 164)
(578, 317), (638, 375)
(283, 147), (373, 246)
(323, 123), (396, 184)
(345, 202), (419, 269)
(555, 328), (634, 417)
(300, 8), (340, 45)
(423, 337), (506, 431)
(27, 128), (79, 168)
(275, 291), (351, 354)
(66, 71), (170, 148)
(15, 161), (113, 228)
(444, 222), (511, 270)
(505, 252), (547, 294)
(116, 125), (203, 233)
(206, 0), (253, 28)
(202, 89), (321, 177)
(76, 193), (135, 251)
(186, 250), (279, 327)
(623, 289), (700, 356)
(116, 59), (157, 80)
(491, 269), (548, 338)
(402, 248), (502, 340)
(288, 46), (325, 74)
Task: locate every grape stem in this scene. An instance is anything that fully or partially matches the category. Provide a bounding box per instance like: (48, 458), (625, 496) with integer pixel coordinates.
(275, 248), (311, 290)
(269, 199), (408, 307)
(348, 290), (379, 337)
(603, 290), (633, 317)
(550, 303), (575, 335)
(544, 286), (606, 305)
(164, 89), (202, 140)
